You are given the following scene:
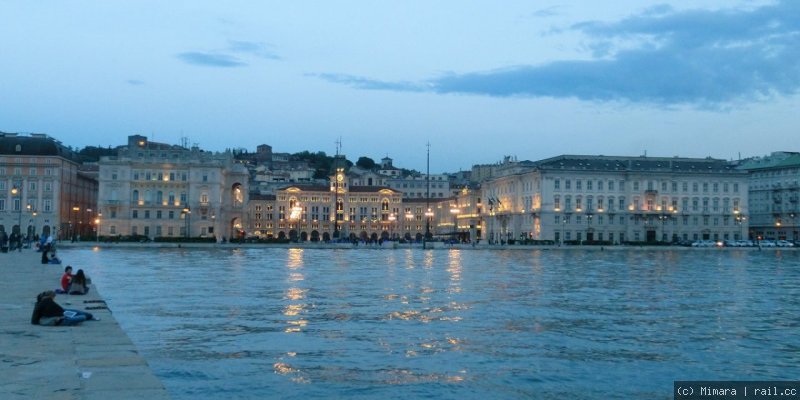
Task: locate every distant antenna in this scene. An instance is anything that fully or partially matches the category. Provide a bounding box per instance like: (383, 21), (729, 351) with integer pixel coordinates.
(335, 137), (342, 156)
(180, 135), (189, 149)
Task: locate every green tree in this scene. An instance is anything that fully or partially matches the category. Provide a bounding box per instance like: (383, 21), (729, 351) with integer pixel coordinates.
(356, 156), (376, 170)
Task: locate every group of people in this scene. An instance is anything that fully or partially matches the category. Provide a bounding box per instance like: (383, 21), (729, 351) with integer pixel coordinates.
(56, 266), (90, 295)
(0, 231), (23, 252)
(38, 235), (61, 264)
(30, 265), (98, 326)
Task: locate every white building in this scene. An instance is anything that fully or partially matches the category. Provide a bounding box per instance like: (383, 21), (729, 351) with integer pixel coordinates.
(481, 155), (749, 244)
(97, 135), (249, 241)
(738, 152), (800, 241)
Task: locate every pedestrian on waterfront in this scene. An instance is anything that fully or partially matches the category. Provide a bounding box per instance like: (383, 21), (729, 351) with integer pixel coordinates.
(57, 266), (73, 294)
(48, 250), (61, 264)
(30, 290), (96, 326)
(69, 269), (90, 295)
(1, 231), (8, 253)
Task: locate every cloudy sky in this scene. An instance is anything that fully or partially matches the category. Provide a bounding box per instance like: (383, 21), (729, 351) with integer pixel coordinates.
(2, 1), (798, 173)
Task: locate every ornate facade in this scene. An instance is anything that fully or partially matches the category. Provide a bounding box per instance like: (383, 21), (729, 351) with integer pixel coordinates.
(739, 152), (800, 241)
(480, 155), (750, 244)
(0, 133), (97, 240)
(97, 135), (249, 241)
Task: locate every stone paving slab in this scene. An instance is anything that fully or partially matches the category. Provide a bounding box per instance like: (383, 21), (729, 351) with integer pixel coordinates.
(0, 250), (171, 399)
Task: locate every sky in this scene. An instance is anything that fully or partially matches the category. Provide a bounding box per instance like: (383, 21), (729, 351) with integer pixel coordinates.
(1, 0), (798, 173)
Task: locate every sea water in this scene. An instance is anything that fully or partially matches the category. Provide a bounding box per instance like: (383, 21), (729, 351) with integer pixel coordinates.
(61, 247), (800, 399)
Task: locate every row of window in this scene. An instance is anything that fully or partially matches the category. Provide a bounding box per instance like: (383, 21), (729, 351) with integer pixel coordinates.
(555, 214), (747, 226)
(108, 170), (216, 182)
(0, 199), (54, 212)
(0, 180), (55, 192)
(553, 231), (743, 242)
(0, 167), (56, 177)
(554, 179), (741, 193)
(553, 195), (742, 213)
(129, 210), (211, 220)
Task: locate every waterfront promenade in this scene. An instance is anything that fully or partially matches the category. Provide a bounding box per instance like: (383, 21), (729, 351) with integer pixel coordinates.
(0, 250), (170, 400)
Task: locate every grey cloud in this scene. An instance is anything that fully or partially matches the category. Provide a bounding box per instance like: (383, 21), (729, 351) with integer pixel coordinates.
(126, 79), (145, 86)
(313, 73), (427, 92)
(317, 0), (800, 107)
(177, 52), (246, 67)
(228, 40), (281, 60)
(531, 6), (561, 18)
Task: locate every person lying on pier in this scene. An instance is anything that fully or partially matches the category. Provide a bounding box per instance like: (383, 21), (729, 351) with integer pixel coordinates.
(55, 266), (72, 294)
(69, 269), (91, 295)
(30, 290), (97, 326)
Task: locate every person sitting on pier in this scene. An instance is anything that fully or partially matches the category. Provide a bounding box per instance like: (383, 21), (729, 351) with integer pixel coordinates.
(56, 266), (72, 294)
(48, 250), (61, 264)
(31, 290), (96, 326)
(69, 269), (90, 295)
(41, 250), (49, 264)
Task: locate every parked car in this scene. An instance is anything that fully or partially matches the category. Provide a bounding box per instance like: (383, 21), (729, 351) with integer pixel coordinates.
(723, 240), (738, 247)
(691, 240), (716, 247)
(736, 240), (755, 247)
(759, 240), (777, 247)
(776, 240), (795, 247)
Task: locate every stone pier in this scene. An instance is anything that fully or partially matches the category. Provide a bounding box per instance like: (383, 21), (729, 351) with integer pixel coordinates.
(0, 250), (170, 399)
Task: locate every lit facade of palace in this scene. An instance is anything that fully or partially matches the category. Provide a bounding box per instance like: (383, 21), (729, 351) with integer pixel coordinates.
(0, 133), (97, 240)
(738, 152), (800, 241)
(246, 157), (406, 241)
(97, 135), (249, 240)
(480, 155), (750, 244)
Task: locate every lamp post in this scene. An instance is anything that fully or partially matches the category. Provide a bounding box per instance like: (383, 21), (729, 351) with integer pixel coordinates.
(94, 214), (101, 243)
(71, 206), (80, 242)
(734, 212), (746, 241)
(586, 212), (593, 245)
(388, 213), (396, 241)
(562, 212), (572, 246)
(658, 213), (670, 243)
(11, 184), (22, 251)
(405, 211), (413, 246)
(182, 206), (191, 239)
(450, 205), (460, 243)
(488, 200), (495, 244)
(424, 208), (434, 249)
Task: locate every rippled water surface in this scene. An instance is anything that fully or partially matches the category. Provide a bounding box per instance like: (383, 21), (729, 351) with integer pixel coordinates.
(61, 247), (800, 399)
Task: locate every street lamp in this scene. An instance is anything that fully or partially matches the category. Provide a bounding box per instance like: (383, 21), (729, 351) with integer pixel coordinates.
(734, 212), (746, 241)
(424, 208), (434, 248)
(586, 212), (594, 245)
(561, 212), (571, 246)
(388, 213), (396, 241)
(71, 206), (80, 242)
(182, 206), (191, 239)
(94, 216), (101, 242)
(404, 211), (413, 245)
(658, 213), (670, 243)
(11, 184), (22, 251)
(450, 205), (460, 243)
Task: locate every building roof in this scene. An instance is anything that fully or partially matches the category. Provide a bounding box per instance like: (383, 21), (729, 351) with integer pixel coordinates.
(276, 184), (400, 194)
(737, 152), (800, 171)
(0, 133), (79, 160)
(249, 193), (277, 201)
(534, 155), (743, 174)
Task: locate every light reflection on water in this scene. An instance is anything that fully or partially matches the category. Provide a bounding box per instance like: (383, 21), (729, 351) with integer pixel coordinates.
(62, 248), (800, 399)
